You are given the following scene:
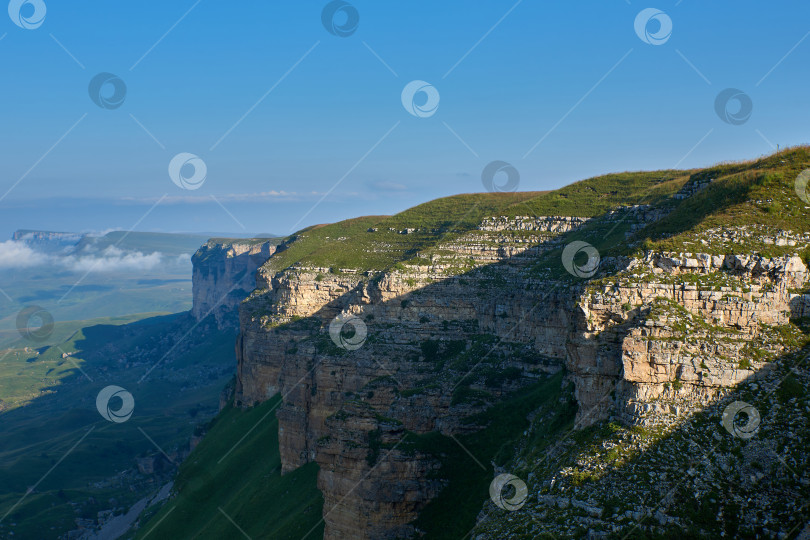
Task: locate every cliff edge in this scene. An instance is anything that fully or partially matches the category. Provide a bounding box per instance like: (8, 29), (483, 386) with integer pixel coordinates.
(191, 238), (279, 328)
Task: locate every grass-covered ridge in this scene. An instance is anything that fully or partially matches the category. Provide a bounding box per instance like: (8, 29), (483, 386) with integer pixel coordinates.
(502, 169), (689, 219)
(263, 169), (685, 274)
(264, 169), (693, 273)
(264, 192), (545, 273)
(262, 146), (810, 276)
(638, 146), (810, 257)
(136, 396), (324, 540)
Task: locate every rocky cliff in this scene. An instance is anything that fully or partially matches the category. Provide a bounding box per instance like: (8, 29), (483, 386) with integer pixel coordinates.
(191, 238), (278, 328)
(236, 231), (571, 538)
(228, 148), (810, 538)
(474, 249), (810, 537)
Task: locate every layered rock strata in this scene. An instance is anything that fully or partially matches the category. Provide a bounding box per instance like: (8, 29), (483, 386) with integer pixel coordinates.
(230, 209), (808, 538)
(191, 239), (277, 328)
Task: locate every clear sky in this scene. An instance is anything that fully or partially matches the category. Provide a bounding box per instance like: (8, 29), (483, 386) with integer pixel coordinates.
(0, 1), (808, 238)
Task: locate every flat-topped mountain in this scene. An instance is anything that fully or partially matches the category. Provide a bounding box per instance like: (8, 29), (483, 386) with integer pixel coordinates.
(143, 147), (810, 539)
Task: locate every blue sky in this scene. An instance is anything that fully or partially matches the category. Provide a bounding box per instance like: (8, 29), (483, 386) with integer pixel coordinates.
(1, 1), (808, 238)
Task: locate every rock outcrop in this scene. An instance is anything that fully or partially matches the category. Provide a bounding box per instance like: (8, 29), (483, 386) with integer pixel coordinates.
(568, 251), (807, 429)
(191, 239), (278, 328)
(239, 215), (810, 538)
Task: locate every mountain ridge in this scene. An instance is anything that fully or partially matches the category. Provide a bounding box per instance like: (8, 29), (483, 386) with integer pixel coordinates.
(146, 146), (810, 539)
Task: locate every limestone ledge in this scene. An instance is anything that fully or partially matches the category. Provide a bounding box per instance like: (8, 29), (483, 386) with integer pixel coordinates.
(232, 218), (809, 538)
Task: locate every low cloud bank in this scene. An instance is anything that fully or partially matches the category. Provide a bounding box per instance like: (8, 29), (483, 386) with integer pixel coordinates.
(0, 240), (189, 273)
(0, 240), (49, 268)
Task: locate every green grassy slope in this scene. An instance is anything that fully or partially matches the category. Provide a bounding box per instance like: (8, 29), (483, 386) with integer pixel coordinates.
(638, 147), (810, 257)
(537, 146), (810, 268)
(262, 146), (810, 276)
(265, 192), (545, 272)
(135, 396), (324, 540)
(503, 169), (689, 218)
(263, 169), (684, 274)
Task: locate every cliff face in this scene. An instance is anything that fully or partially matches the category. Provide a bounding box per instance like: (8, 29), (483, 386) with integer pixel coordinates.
(191, 239), (278, 328)
(474, 253), (810, 538)
(228, 149), (810, 539)
(233, 223), (810, 537)
(568, 251), (807, 428)
(236, 217), (582, 538)
(236, 251), (809, 537)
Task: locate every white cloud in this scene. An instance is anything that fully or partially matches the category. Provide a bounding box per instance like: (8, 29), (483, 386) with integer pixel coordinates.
(0, 241), (182, 273)
(0, 240), (49, 269)
(64, 246), (164, 273)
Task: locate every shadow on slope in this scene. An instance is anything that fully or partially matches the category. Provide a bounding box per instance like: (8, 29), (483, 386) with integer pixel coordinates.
(474, 324), (810, 539)
(135, 396), (324, 540)
(0, 312), (236, 539)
